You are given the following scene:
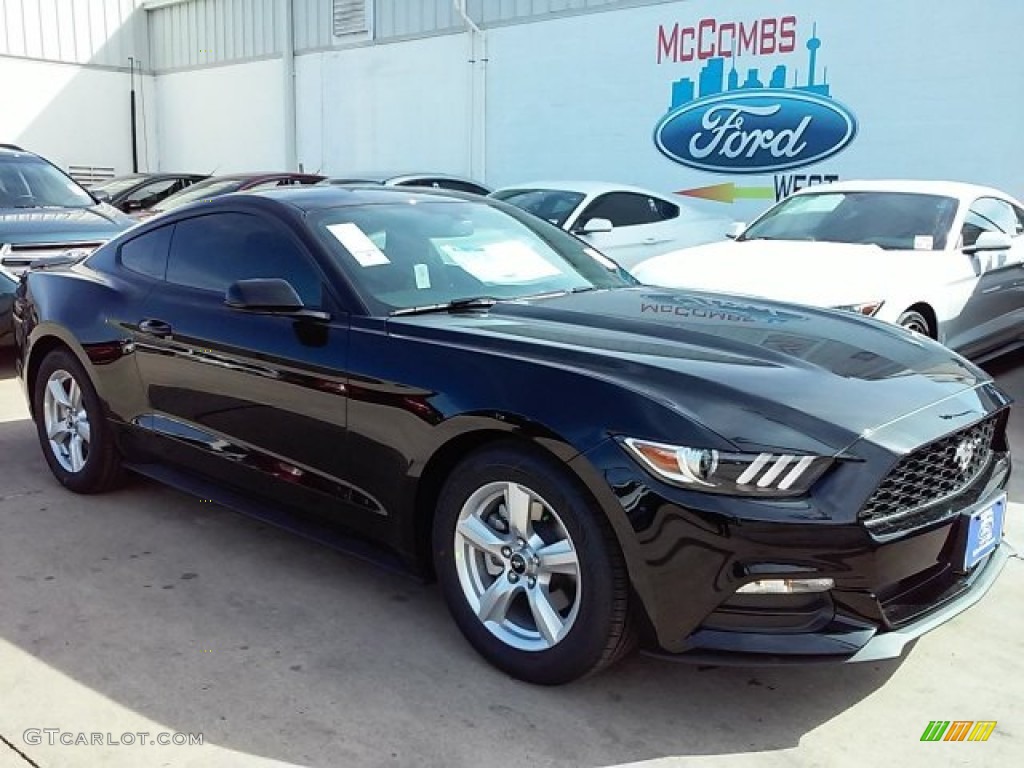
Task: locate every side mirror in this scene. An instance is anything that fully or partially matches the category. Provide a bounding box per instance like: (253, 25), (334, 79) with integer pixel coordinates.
(575, 218), (613, 235)
(726, 222), (747, 239)
(91, 189), (111, 204)
(225, 278), (329, 320)
(964, 230), (1012, 254)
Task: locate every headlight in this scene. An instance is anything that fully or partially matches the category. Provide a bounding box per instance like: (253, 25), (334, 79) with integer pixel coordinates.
(621, 437), (833, 497)
(834, 300), (884, 317)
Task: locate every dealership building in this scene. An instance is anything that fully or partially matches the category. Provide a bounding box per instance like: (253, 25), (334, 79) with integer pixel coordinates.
(1, 0), (1021, 218)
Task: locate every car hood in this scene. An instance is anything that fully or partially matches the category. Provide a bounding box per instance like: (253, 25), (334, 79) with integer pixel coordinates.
(388, 287), (994, 455)
(0, 204), (134, 244)
(631, 239), (932, 307)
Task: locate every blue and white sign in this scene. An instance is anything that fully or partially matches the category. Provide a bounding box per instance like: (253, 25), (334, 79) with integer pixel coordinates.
(654, 90), (857, 175)
(653, 20), (858, 182)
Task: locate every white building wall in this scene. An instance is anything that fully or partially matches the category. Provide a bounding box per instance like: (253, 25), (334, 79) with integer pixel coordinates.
(0, 0), (155, 176)
(295, 33), (473, 176)
(0, 56), (158, 175)
(484, 0), (1024, 220)
(155, 58), (286, 172)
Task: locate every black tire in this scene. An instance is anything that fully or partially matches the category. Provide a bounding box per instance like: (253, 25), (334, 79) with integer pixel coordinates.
(897, 309), (933, 338)
(32, 347), (122, 493)
(433, 442), (635, 685)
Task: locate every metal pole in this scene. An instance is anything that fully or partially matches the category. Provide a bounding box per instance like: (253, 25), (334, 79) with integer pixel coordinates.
(282, 0), (297, 171)
(129, 57), (139, 173)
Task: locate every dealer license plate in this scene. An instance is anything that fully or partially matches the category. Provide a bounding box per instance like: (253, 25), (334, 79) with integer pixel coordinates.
(963, 494), (1006, 571)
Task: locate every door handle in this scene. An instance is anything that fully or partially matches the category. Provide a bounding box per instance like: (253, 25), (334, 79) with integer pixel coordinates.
(138, 318), (173, 338)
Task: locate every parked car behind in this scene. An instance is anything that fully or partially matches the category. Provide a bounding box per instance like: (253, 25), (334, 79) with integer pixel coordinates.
(0, 143), (134, 345)
(321, 172), (491, 196)
(137, 172), (324, 220)
(89, 172), (208, 214)
(632, 180), (1024, 363)
(14, 186), (1012, 684)
(491, 181), (732, 269)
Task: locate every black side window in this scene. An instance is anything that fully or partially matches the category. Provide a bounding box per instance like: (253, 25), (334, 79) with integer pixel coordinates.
(440, 180), (490, 195)
(119, 225), (173, 280)
(166, 212), (322, 305)
(580, 192), (666, 228)
(654, 198), (680, 220)
(124, 178), (178, 207)
(1014, 205), (1024, 235)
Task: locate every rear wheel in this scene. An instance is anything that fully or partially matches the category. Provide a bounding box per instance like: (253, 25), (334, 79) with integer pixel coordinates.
(33, 348), (122, 493)
(433, 443), (634, 684)
(897, 309), (932, 337)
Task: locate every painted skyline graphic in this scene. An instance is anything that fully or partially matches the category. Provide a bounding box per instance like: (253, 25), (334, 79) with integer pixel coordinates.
(669, 23), (831, 111)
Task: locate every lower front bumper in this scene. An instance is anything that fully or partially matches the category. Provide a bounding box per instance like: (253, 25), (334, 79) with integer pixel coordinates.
(643, 539), (1015, 666)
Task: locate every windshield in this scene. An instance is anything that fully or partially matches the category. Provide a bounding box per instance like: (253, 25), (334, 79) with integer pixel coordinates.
(154, 178), (243, 211)
(0, 155), (97, 209)
(310, 199), (633, 314)
(490, 189), (586, 228)
(90, 175), (145, 196)
(741, 191), (960, 250)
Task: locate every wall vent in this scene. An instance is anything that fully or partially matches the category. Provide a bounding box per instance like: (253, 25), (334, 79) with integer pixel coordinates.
(333, 0), (367, 36)
(68, 165), (116, 186)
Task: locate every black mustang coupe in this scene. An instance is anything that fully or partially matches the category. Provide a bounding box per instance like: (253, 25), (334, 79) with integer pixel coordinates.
(13, 186), (1012, 684)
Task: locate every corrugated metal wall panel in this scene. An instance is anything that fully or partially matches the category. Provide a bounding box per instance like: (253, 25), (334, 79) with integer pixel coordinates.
(0, 0), (146, 69)
(369, 0), (666, 41)
(148, 0), (281, 71)
(138, 0), (672, 68)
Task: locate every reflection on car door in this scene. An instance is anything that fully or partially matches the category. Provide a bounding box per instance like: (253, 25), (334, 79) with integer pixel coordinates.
(949, 197), (1024, 355)
(129, 210), (380, 531)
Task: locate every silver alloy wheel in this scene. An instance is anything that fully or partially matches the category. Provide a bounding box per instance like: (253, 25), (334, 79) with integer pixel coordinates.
(900, 315), (930, 335)
(453, 481), (581, 651)
(42, 369), (91, 473)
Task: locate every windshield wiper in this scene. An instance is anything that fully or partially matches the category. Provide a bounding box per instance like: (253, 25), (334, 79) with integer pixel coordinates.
(390, 296), (500, 317)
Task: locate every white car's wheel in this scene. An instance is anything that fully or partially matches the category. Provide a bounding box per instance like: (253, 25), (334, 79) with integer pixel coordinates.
(897, 310), (933, 337)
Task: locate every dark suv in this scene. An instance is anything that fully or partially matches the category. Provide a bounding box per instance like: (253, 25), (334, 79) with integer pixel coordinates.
(0, 144), (134, 345)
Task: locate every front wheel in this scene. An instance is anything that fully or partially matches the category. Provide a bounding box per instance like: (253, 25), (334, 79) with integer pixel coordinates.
(33, 348), (122, 493)
(433, 443), (634, 684)
(897, 309), (933, 337)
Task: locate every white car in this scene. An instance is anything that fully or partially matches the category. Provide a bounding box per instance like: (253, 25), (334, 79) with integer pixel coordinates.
(632, 180), (1024, 362)
(491, 181), (732, 269)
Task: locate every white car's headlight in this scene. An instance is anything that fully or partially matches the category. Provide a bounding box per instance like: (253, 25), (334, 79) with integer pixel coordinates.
(622, 437), (833, 497)
(834, 301), (884, 317)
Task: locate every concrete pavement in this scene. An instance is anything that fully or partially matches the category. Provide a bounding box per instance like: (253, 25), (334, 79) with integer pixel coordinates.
(1, 349), (1022, 768)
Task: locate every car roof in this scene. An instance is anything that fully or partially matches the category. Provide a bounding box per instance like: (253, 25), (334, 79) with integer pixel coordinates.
(493, 180), (674, 199)
(245, 184), (479, 211)
(325, 172), (484, 184)
(795, 179), (1016, 202)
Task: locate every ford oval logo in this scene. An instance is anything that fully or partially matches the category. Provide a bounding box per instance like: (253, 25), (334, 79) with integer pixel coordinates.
(654, 90), (857, 175)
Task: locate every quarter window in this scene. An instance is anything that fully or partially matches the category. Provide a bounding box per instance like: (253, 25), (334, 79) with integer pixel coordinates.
(578, 192), (677, 228)
(119, 225), (173, 280)
(166, 213), (322, 305)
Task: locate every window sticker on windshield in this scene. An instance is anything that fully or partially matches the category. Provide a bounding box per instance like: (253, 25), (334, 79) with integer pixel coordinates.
(327, 223), (390, 266)
(913, 235), (934, 250)
(414, 263), (431, 289)
(585, 247), (618, 270)
(438, 241), (561, 283)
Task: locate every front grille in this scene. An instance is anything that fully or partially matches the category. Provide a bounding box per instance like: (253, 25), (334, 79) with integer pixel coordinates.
(860, 417), (997, 530)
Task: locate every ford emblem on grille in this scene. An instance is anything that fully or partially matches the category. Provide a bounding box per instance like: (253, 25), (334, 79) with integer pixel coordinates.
(955, 438), (979, 474)
(653, 90), (858, 175)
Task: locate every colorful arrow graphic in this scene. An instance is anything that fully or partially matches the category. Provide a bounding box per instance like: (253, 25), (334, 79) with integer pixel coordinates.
(675, 183), (776, 204)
